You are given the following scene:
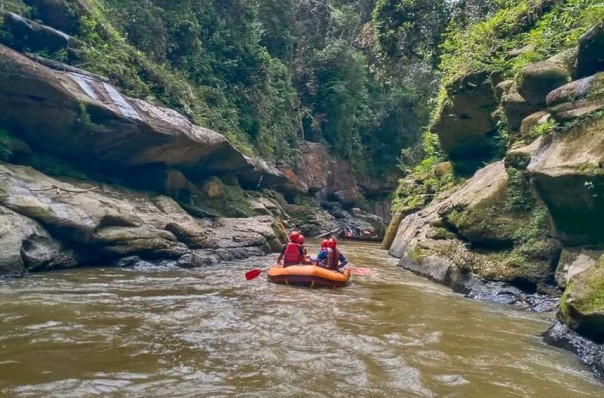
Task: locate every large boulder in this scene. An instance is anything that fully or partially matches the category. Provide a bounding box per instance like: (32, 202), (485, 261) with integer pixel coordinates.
(0, 45), (287, 190)
(518, 58), (572, 106)
(432, 71), (498, 171)
(0, 205), (74, 275)
(546, 73), (604, 122)
(389, 160), (559, 289)
(0, 163), (191, 259)
(577, 23), (604, 79)
(497, 80), (537, 131)
(528, 116), (604, 245)
(556, 248), (600, 289)
(559, 254), (604, 343)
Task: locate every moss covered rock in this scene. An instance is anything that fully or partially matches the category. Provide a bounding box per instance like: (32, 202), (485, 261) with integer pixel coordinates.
(528, 116), (604, 245)
(497, 80), (537, 131)
(390, 161), (560, 289)
(559, 255), (604, 342)
(432, 71), (498, 169)
(556, 249), (601, 289)
(546, 73), (604, 122)
(518, 60), (571, 106)
(381, 211), (403, 250)
(519, 112), (551, 139)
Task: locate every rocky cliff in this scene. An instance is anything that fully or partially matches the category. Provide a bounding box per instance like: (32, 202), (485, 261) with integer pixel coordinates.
(0, 3), (392, 277)
(386, 23), (604, 377)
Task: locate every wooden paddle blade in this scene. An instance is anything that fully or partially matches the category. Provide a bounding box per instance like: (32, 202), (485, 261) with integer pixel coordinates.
(245, 269), (263, 281)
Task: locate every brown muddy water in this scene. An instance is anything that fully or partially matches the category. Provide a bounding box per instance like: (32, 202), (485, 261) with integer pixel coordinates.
(0, 241), (601, 397)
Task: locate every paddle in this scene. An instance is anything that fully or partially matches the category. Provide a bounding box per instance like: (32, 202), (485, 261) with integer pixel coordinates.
(245, 265), (273, 281)
(346, 266), (372, 276)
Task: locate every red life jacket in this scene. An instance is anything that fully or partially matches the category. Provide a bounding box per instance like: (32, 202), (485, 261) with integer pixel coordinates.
(283, 243), (304, 265)
(326, 248), (340, 270)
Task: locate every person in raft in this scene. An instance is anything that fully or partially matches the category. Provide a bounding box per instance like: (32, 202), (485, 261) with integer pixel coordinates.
(316, 238), (348, 273)
(277, 231), (306, 267)
(299, 235), (308, 258)
(309, 239), (329, 264)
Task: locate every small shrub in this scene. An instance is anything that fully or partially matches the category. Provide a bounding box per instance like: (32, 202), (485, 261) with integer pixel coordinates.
(528, 118), (556, 139)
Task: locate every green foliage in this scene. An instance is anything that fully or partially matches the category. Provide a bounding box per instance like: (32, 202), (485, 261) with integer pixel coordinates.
(510, 0), (601, 73)
(2, 0), (30, 15)
(372, 0), (451, 66)
(0, 129), (13, 161)
(527, 118), (556, 139)
(72, 0), (298, 161)
(392, 0), (601, 215)
(439, 0), (600, 88)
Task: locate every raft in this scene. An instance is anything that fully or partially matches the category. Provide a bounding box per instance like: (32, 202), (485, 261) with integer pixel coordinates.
(267, 264), (351, 288)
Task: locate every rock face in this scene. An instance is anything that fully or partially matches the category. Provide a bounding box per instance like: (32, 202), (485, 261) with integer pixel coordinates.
(432, 71), (498, 168)
(528, 117), (604, 245)
(389, 160), (559, 291)
(556, 249), (600, 289)
(497, 80), (537, 131)
(518, 60), (572, 106)
(0, 44), (288, 190)
(546, 73), (604, 122)
(0, 206), (75, 275)
(0, 163), (286, 275)
(559, 255), (604, 343)
(295, 142), (330, 193)
(576, 23), (604, 78)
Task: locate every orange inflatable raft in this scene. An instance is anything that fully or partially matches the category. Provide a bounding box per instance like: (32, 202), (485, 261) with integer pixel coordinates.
(267, 264), (351, 288)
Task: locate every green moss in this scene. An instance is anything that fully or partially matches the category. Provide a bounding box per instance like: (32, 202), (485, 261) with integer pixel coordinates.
(431, 227), (457, 240)
(191, 178), (253, 218)
(559, 261), (604, 340)
(20, 153), (90, 181)
(409, 246), (424, 263)
(2, 0), (31, 15)
(574, 260), (604, 314)
(505, 167), (536, 212)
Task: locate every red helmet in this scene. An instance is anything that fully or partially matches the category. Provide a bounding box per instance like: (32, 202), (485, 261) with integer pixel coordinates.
(299, 235), (305, 244)
(328, 238), (337, 248)
(289, 231), (301, 243)
(321, 239), (329, 248)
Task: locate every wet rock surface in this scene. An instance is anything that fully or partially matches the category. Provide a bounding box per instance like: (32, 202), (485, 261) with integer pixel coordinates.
(543, 321), (604, 381)
(0, 163), (286, 275)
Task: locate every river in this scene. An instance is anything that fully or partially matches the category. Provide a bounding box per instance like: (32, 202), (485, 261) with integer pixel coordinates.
(0, 241), (601, 397)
